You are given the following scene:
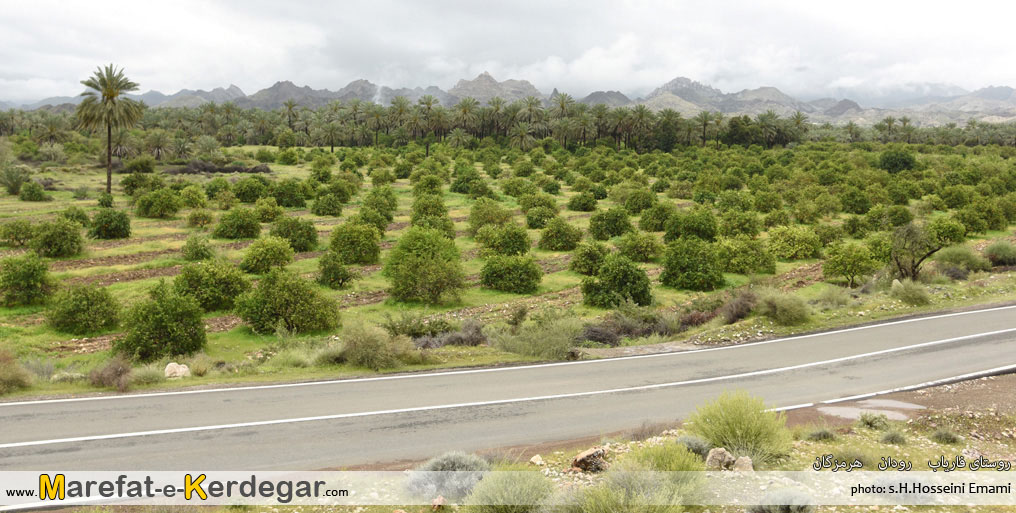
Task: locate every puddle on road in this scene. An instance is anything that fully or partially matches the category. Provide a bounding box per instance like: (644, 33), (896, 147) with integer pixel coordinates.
(816, 399), (925, 421)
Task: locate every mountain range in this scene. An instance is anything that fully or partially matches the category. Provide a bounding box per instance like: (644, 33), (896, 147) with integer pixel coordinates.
(7, 73), (1016, 125)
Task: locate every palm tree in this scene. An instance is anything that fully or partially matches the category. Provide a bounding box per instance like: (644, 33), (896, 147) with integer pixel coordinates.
(845, 121), (861, 142)
(551, 93), (575, 118)
(509, 122), (536, 151)
(76, 64), (144, 193)
(882, 116), (897, 142)
(145, 129), (170, 159)
(756, 110), (779, 148)
(283, 100), (298, 130)
(790, 111), (808, 138)
(447, 128), (472, 148)
(453, 97), (479, 133)
(711, 112), (725, 147)
(693, 111), (712, 146)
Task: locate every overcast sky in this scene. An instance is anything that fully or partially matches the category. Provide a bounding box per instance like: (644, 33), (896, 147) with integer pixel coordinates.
(2, 0), (1014, 104)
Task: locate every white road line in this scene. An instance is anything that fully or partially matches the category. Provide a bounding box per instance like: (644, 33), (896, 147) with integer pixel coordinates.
(3, 326), (1013, 450)
(820, 363), (1016, 404)
(3, 304), (1015, 408)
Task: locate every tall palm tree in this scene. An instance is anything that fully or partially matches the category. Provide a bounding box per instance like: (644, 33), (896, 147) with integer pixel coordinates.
(882, 116), (897, 142)
(551, 93), (575, 118)
(76, 64), (144, 193)
(693, 111), (712, 146)
(283, 99), (298, 130)
(509, 122), (536, 151)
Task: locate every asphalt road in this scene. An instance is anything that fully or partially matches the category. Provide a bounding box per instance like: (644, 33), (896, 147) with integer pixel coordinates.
(2, 305), (1015, 470)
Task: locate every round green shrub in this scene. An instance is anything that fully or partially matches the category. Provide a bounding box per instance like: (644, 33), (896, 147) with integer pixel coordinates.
(879, 149), (917, 174)
(768, 225), (822, 260)
(272, 178), (308, 207)
(719, 210), (761, 237)
(341, 323), (412, 371)
(581, 253), (653, 307)
(329, 223), (381, 264)
(204, 177), (231, 199)
(985, 241), (1016, 266)
(321, 178), (355, 203)
(408, 451), (491, 501)
(47, 286), (119, 334)
(254, 197), (284, 222)
(383, 227), (465, 304)
(122, 173), (164, 197)
(233, 176), (270, 203)
(135, 188), (181, 218)
(465, 470), (553, 513)
(501, 177), (537, 198)
(317, 250), (358, 289)
(525, 206), (556, 229)
(756, 292), (811, 325)
(567, 192), (597, 212)
(181, 234), (214, 261)
(88, 208), (131, 239)
(665, 206), (717, 242)
(0, 220), (34, 247)
(538, 217), (583, 251)
(186, 208), (214, 229)
(212, 208), (261, 239)
(97, 192), (114, 208)
(349, 207), (388, 235)
(660, 238), (725, 291)
(240, 236), (295, 274)
(617, 230), (663, 262)
(413, 174), (444, 196)
(235, 269), (340, 334)
(60, 206), (91, 227)
(624, 189), (657, 214)
(115, 282), (206, 361)
(214, 189), (237, 210)
(716, 235), (776, 275)
(363, 185), (398, 221)
(410, 194), (448, 222)
(476, 223), (531, 256)
(270, 217), (318, 252)
(31, 219), (83, 257)
(0, 252), (52, 306)
(179, 184), (207, 208)
(468, 197), (513, 235)
(518, 192), (557, 213)
(174, 259), (251, 311)
(589, 207), (634, 240)
(686, 391), (791, 466)
(638, 202), (677, 232)
(480, 255), (542, 294)
(311, 194), (343, 216)
(570, 241), (609, 275)
(19, 181), (50, 202)
(412, 214), (455, 238)
(125, 155), (156, 173)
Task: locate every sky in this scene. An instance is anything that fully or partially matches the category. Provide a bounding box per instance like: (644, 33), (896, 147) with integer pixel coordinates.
(1, 0), (1014, 105)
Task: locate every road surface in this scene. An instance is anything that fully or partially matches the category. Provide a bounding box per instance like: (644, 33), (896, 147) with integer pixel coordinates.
(2, 305), (1015, 470)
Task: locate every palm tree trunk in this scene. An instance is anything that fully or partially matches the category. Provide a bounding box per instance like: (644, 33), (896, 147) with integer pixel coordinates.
(106, 123), (112, 194)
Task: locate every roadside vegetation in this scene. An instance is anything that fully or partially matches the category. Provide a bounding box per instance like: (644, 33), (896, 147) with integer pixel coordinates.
(2, 65), (1016, 397)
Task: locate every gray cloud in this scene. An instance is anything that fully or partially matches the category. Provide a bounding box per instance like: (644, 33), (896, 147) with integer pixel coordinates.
(1, 0), (1014, 104)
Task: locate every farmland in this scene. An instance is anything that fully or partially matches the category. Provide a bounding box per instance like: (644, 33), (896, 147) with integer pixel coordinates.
(3, 126), (1016, 398)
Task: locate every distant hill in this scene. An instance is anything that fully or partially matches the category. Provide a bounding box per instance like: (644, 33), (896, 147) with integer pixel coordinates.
(11, 73), (1016, 126)
(579, 91), (631, 107)
(448, 72), (543, 104)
